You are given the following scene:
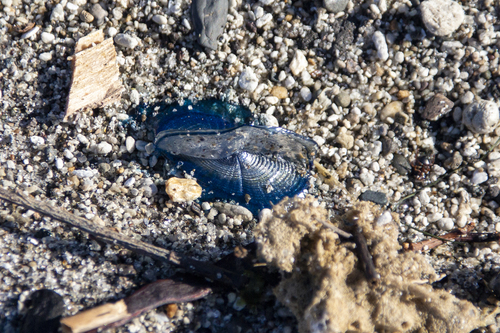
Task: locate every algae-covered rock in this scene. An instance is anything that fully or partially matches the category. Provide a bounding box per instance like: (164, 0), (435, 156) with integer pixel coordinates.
(254, 196), (499, 333)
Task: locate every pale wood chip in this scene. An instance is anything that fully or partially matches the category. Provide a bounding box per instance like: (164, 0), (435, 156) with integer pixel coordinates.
(65, 30), (123, 120)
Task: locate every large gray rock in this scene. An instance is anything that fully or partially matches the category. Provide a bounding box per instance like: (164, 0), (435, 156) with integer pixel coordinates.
(192, 0), (228, 50)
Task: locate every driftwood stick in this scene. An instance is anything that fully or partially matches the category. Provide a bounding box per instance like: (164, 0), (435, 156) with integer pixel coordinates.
(353, 227), (380, 284)
(0, 187), (244, 288)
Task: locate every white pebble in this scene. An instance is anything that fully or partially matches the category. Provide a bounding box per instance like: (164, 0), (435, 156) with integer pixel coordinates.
(471, 171), (488, 185)
(55, 158), (64, 170)
(114, 33), (138, 49)
(66, 2), (79, 11)
(359, 168), (374, 186)
(420, 0), (464, 36)
(461, 91), (474, 104)
(96, 142), (112, 154)
(130, 89), (140, 104)
(73, 169), (96, 178)
(427, 212), (443, 223)
(258, 114), (279, 127)
(437, 218), (454, 231)
(300, 87), (312, 101)
(30, 136), (45, 146)
(126, 136), (135, 153)
(152, 14), (168, 25)
(124, 177), (136, 188)
(41, 32), (55, 44)
(289, 50), (308, 76)
(372, 31), (388, 61)
(255, 13), (273, 28)
(462, 99), (499, 134)
(284, 76), (296, 89)
(376, 211), (392, 226)
(238, 67), (258, 92)
(39, 52), (52, 62)
(107, 27), (118, 37)
(50, 4), (65, 21)
(394, 51), (404, 64)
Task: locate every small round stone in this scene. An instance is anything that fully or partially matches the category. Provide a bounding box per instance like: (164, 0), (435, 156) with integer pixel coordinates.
(152, 14), (168, 25)
(165, 177), (202, 203)
(125, 136), (135, 153)
(300, 87), (312, 101)
(420, 0), (464, 36)
(271, 86), (288, 99)
(96, 142), (112, 154)
(80, 10), (94, 23)
(238, 67), (258, 92)
(114, 34), (138, 49)
(323, 0), (348, 13)
(39, 52), (52, 61)
(437, 218), (454, 231)
(40, 32), (55, 44)
(471, 171), (488, 185)
(462, 99), (499, 134)
(335, 91), (351, 108)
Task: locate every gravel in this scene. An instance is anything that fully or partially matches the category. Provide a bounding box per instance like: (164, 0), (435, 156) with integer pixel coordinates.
(2, 0), (500, 332)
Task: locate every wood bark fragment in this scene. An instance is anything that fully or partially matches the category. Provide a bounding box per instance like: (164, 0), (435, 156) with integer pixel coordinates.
(65, 30), (123, 120)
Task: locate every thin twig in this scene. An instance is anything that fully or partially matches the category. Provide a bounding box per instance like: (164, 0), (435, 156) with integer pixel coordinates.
(0, 187), (245, 288)
(353, 227), (380, 284)
(318, 220), (353, 239)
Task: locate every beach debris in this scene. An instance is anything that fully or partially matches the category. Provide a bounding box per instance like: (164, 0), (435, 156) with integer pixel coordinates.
(65, 30), (124, 121)
(152, 99), (318, 213)
(192, 0), (228, 49)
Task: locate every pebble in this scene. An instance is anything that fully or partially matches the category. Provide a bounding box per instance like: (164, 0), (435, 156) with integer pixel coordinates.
(91, 3), (108, 25)
(300, 87), (312, 101)
(107, 27), (118, 37)
(201, 202), (211, 211)
(421, 94), (454, 121)
(96, 142), (112, 154)
(125, 136), (135, 153)
(289, 50), (308, 76)
(114, 34), (138, 49)
(420, 0), (465, 36)
(41, 32), (55, 44)
(124, 177), (136, 188)
(372, 31), (388, 61)
(213, 202), (253, 222)
(462, 99), (499, 134)
(376, 211), (392, 226)
(270, 86), (287, 99)
(258, 114), (279, 127)
(30, 136), (45, 146)
(461, 91), (475, 104)
(140, 179), (158, 197)
(135, 140), (148, 151)
(335, 91), (351, 108)
(55, 158), (64, 170)
(437, 217), (454, 231)
(165, 178), (202, 202)
(21, 26), (39, 40)
(72, 169), (96, 178)
(192, 0), (228, 49)
(359, 190), (388, 206)
(239, 67), (258, 92)
(152, 14), (168, 25)
(471, 171), (488, 185)
(323, 0), (348, 13)
(256, 13), (273, 28)
(80, 10), (94, 23)
(335, 128), (354, 149)
(379, 101), (404, 123)
(50, 4), (65, 21)
(39, 52), (52, 62)
(392, 154), (412, 175)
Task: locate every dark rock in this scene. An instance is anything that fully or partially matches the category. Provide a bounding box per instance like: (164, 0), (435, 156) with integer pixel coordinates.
(34, 228), (52, 239)
(359, 190), (388, 206)
(192, 0), (228, 50)
(19, 290), (64, 333)
(421, 93), (454, 121)
(392, 154), (412, 175)
(443, 151), (462, 170)
(381, 136), (395, 156)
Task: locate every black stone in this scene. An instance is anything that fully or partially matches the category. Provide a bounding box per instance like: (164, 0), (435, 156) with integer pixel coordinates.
(192, 0), (228, 50)
(19, 289), (64, 333)
(392, 154), (412, 176)
(359, 190), (388, 206)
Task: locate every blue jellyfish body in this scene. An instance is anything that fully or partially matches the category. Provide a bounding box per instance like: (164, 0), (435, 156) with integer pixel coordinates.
(153, 99), (318, 213)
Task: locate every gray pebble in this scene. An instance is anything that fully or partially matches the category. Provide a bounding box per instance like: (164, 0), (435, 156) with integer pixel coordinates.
(91, 4), (108, 25)
(114, 34), (138, 49)
(392, 154), (412, 175)
(335, 91), (351, 108)
(471, 171), (488, 185)
(213, 202), (253, 221)
(359, 190), (388, 206)
(98, 162), (111, 174)
(50, 4), (64, 21)
(421, 93), (454, 121)
(323, 0), (348, 13)
(462, 99), (499, 134)
(192, 0), (228, 50)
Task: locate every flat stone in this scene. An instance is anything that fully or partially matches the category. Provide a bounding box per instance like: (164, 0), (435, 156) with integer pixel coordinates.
(152, 14), (168, 25)
(359, 190), (388, 206)
(192, 0), (228, 50)
(392, 154), (412, 175)
(323, 0), (348, 13)
(421, 93), (454, 121)
(114, 33), (138, 48)
(213, 202), (253, 221)
(420, 0), (464, 36)
(165, 177), (202, 202)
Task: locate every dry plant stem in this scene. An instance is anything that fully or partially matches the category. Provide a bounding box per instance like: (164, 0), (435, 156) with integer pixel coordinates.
(318, 220), (353, 239)
(353, 227), (380, 284)
(0, 187), (243, 288)
(405, 224), (476, 252)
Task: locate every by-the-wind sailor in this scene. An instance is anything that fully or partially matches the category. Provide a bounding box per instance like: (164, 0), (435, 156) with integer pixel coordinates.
(153, 99), (318, 213)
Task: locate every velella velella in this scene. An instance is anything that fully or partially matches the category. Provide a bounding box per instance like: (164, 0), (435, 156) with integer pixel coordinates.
(152, 99), (318, 213)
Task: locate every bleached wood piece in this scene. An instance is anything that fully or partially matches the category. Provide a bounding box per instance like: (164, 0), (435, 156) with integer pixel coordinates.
(64, 30), (123, 120)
